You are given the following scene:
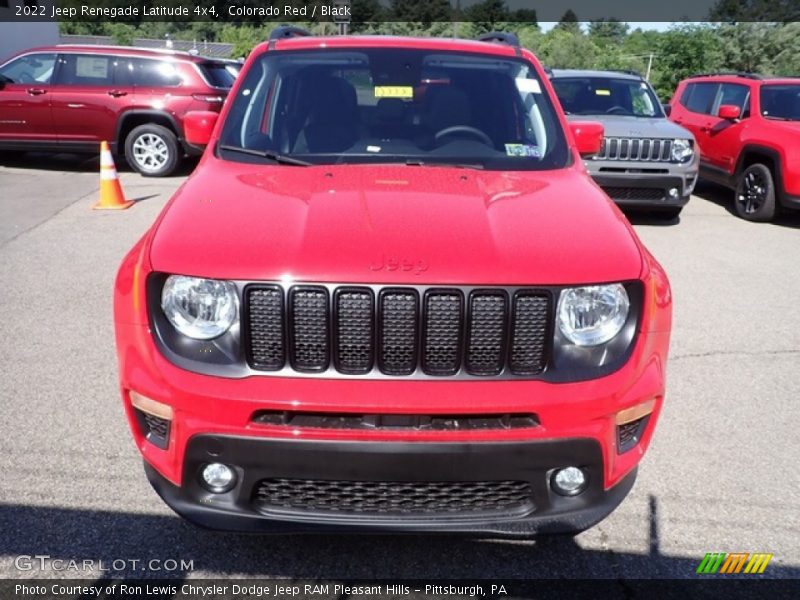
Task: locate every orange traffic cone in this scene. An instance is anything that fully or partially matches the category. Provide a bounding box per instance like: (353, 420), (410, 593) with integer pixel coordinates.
(93, 141), (134, 210)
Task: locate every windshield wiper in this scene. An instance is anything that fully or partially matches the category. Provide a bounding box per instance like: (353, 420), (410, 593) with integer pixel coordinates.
(218, 144), (312, 166)
(404, 159), (484, 170)
(763, 115), (796, 121)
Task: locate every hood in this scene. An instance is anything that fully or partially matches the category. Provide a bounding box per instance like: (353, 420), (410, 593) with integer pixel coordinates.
(149, 161), (644, 286)
(568, 114), (694, 140)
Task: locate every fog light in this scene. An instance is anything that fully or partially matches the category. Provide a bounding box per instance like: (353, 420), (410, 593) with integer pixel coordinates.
(668, 187), (679, 199)
(201, 463), (236, 493)
(551, 466), (588, 496)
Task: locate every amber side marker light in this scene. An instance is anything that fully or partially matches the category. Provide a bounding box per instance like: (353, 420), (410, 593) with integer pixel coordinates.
(615, 398), (656, 454)
(130, 391), (173, 450)
(130, 390), (174, 420)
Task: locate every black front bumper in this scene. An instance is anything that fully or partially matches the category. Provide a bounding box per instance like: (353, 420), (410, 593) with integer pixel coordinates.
(145, 435), (637, 537)
(592, 173), (694, 209)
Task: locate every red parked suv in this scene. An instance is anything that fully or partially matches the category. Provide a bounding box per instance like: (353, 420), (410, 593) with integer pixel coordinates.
(113, 29), (672, 536)
(0, 45), (235, 176)
(668, 72), (800, 221)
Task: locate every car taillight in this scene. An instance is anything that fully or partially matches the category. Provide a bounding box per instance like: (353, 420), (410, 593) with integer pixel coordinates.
(192, 93), (225, 103)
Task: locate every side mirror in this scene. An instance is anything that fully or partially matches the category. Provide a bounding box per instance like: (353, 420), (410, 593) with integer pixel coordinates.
(718, 104), (741, 120)
(183, 111), (219, 147)
(662, 103), (672, 117)
(569, 121), (604, 158)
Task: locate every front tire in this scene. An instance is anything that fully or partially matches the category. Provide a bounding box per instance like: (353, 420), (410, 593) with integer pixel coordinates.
(735, 164), (776, 222)
(125, 124), (181, 177)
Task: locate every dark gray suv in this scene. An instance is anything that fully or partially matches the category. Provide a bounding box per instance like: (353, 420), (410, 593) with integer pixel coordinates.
(551, 69), (699, 219)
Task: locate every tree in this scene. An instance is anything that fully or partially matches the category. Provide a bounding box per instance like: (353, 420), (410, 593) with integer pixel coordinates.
(350, 0), (384, 30)
(539, 28), (598, 69)
(390, 0), (452, 25)
(588, 20), (629, 45)
(651, 24), (723, 99)
(465, 0), (511, 33)
(718, 23), (779, 74)
(555, 10), (581, 35)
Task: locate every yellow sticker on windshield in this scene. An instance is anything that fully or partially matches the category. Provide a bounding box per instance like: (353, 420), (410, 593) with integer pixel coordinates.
(375, 86), (413, 98)
(595, 89), (611, 96)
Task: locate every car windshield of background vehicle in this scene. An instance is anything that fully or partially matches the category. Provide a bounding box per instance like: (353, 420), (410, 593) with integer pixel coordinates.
(0, 53), (56, 84)
(552, 77), (664, 118)
(218, 48), (569, 170)
(760, 84), (800, 121)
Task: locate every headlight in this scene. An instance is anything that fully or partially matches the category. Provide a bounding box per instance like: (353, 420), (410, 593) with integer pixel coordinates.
(671, 138), (694, 162)
(161, 275), (238, 340)
(557, 284), (629, 346)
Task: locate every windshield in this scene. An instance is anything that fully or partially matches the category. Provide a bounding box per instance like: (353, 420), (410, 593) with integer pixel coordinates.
(551, 76), (663, 118)
(218, 48), (569, 170)
(760, 84), (800, 121)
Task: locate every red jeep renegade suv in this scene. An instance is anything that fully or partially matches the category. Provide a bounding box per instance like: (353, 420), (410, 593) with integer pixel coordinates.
(113, 29), (672, 536)
(668, 72), (800, 221)
(0, 45), (235, 176)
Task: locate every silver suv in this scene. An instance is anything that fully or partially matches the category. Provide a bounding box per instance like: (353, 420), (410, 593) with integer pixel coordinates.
(550, 69), (699, 219)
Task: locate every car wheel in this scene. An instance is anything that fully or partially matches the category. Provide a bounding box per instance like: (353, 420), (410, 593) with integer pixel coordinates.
(125, 124), (181, 177)
(735, 164), (776, 222)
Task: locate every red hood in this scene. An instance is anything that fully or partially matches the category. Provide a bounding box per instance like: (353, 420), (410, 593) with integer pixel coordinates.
(149, 160), (644, 285)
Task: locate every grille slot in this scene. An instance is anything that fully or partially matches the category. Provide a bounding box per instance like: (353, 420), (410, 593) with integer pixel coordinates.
(289, 287), (330, 372)
(254, 478), (534, 516)
(247, 286), (285, 370)
(509, 294), (550, 375)
(246, 285), (551, 378)
(596, 137), (674, 162)
(422, 291), (463, 375)
(334, 288), (374, 374)
(378, 290), (419, 375)
(466, 292), (508, 375)
(251, 410), (539, 431)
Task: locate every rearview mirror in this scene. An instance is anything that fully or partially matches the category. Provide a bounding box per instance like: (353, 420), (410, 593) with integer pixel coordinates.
(184, 111), (219, 148)
(569, 121), (604, 158)
(718, 104), (741, 120)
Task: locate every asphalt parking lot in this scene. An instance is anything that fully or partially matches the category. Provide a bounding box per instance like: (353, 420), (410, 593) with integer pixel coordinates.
(1, 153), (799, 583)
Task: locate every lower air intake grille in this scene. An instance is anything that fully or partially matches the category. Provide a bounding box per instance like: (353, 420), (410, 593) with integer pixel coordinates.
(603, 186), (666, 202)
(253, 478), (534, 516)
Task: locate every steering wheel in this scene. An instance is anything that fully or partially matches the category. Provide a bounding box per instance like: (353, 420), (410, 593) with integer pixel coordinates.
(434, 126), (493, 147)
(605, 106), (629, 115)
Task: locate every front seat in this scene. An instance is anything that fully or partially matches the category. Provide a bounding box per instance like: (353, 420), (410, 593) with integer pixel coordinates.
(301, 77), (359, 153)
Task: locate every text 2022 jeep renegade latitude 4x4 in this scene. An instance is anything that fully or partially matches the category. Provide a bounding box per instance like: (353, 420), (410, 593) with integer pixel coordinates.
(113, 30), (672, 536)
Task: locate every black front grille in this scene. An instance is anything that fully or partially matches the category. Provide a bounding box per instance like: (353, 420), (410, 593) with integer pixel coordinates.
(246, 284), (551, 378)
(289, 287), (329, 371)
(253, 478), (534, 516)
(334, 289), (374, 373)
(422, 291), (463, 375)
(603, 186), (667, 202)
(378, 290), (419, 375)
(466, 293), (508, 375)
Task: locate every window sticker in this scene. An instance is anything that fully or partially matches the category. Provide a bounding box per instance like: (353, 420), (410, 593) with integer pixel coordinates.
(374, 86), (413, 98)
(515, 78), (542, 94)
(595, 89), (611, 96)
(76, 56), (108, 79)
(366, 145), (382, 153)
(505, 143), (542, 158)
